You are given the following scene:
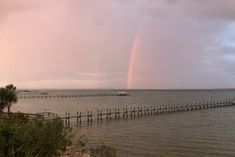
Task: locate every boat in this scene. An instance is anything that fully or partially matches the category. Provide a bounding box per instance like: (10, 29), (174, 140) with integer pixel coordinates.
(39, 91), (48, 95)
(17, 90), (31, 93)
(116, 91), (129, 96)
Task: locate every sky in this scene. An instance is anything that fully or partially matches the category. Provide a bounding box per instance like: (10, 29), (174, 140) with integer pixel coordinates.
(0, 0), (235, 89)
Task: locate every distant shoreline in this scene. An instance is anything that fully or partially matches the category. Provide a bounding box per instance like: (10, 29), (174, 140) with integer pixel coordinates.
(17, 88), (235, 91)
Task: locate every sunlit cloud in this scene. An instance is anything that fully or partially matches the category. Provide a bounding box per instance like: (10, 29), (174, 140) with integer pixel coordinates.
(1, 0), (235, 89)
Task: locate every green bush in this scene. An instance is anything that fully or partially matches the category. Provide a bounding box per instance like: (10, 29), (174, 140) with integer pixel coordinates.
(0, 113), (30, 157)
(90, 145), (117, 157)
(76, 135), (88, 154)
(0, 114), (72, 157)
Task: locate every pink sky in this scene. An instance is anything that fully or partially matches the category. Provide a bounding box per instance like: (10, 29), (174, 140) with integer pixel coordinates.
(1, 0), (235, 89)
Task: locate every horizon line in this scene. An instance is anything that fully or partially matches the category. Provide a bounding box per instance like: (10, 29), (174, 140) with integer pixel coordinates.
(17, 88), (235, 91)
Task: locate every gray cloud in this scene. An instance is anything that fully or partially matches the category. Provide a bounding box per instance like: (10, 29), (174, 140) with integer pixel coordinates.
(1, 0), (235, 89)
(166, 0), (235, 20)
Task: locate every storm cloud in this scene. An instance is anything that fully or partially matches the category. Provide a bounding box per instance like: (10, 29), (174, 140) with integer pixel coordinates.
(0, 0), (235, 89)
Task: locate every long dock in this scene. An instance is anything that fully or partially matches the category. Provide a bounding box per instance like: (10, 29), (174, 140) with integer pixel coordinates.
(17, 93), (129, 99)
(43, 98), (235, 127)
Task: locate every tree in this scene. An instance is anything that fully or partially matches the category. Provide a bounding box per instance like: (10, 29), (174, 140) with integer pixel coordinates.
(0, 84), (18, 113)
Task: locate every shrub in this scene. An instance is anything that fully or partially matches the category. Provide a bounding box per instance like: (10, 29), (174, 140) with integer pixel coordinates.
(90, 145), (117, 157)
(76, 135), (88, 154)
(0, 114), (72, 157)
(0, 113), (30, 157)
(19, 118), (72, 157)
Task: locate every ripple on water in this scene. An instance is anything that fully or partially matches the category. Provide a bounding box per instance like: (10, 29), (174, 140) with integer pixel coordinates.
(12, 90), (235, 157)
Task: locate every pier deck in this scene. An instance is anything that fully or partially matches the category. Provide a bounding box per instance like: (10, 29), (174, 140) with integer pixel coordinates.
(55, 98), (235, 127)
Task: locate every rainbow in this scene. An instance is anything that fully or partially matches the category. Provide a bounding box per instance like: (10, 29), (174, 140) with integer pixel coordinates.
(127, 24), (144, 89)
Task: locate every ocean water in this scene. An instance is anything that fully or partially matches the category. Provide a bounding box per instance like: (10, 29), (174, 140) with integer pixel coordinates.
(12, 90), (235, 157)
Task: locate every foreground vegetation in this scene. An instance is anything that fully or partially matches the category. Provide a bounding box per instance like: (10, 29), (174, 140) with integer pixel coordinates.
(0, 113), (117, 157)
(0, 84), (117, 157)
(0, 114), (72, 157)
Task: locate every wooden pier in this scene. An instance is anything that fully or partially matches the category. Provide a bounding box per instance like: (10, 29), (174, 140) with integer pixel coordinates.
(58, 98), (235, 127)
(17, 92), (129, 99)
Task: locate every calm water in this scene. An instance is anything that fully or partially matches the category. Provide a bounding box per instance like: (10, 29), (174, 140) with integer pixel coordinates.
(12, 90), (235, 157)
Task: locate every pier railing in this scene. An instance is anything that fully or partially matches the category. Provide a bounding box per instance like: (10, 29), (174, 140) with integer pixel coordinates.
(54, 98), (235, 127)
(9, 98), (235, 127)
(0, 112), (44, 120)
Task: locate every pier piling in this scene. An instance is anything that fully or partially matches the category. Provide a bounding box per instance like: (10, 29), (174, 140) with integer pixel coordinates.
(41, 97), (235, 127)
